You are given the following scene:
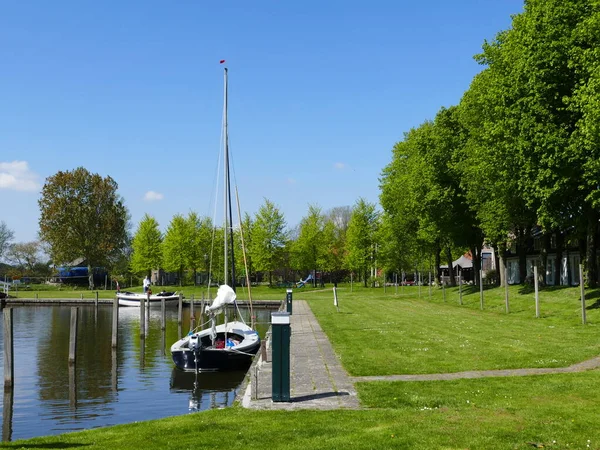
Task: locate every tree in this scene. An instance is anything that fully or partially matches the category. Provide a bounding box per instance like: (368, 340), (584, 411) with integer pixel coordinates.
(186, 213), (213, 285)
(38, 167), (129, 289)
(162, 214), (188, 285)
(0, 221), (14, 262)
(7, 241), (42, 274)
(249, 199), (287, 285)
(291, 204), (329, 286)
(130, 214), (163, 279)
(345, 198), (379, 287)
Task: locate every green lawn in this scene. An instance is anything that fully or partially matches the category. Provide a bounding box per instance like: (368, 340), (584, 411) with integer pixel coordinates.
(5, 283), (600, 449)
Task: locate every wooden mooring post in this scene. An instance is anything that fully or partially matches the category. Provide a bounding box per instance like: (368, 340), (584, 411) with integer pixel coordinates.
(190, 294), (196, 331)
(161, 298), (166, 331)
(69, 307), (78, 365)
(3, 308), (14, 388)
(112, 296), (119, 348)
(140, 294), (146, 338)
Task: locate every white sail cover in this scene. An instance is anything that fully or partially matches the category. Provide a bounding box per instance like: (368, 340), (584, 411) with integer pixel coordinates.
(205, 285), (237, 314)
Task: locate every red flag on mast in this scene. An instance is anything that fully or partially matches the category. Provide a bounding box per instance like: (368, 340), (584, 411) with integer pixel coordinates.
(220, 60), (226, 64)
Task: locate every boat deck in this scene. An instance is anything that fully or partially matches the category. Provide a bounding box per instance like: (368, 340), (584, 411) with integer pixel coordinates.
(240, 299), (359, 410)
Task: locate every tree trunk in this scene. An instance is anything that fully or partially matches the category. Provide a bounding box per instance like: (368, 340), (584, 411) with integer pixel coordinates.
(518, 227), (528, 284)
(586, 211), (598, 288)
(540, 233), (550, 287)
(88, 264), (94, 290)
(445, 247), (455, 287)
(498, 242), (507, 287)
(434, 243), (441, 285)
(470, 245), (481, 286)
(554, 232), (563, 286)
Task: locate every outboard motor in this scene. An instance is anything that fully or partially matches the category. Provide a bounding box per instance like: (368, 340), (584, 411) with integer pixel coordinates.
(190, 334), (201, 373)
(190, 335), (200, 352)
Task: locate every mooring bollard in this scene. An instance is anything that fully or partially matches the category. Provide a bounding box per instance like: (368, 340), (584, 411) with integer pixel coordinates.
(112, 296), (119, 348)
(271, 312), (291, 402)
(69, 307), (78, 365)
(286, 289), (292, 314)
(3, 308), (14, 389)
(161, 298), (166, 331)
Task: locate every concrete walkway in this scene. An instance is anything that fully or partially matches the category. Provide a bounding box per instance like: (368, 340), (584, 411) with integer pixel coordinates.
(242, 300), (360, 410)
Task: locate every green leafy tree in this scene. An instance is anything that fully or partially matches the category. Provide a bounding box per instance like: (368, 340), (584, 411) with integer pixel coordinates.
(250, 199), (287, 285)
(186, 213), (213, 285)
(162, 214), (188, 286)
(38, 167), (129, 289)
(130, 214), (162, 279)
(345, 198), (379, 287)
(291, 204), (329, 286)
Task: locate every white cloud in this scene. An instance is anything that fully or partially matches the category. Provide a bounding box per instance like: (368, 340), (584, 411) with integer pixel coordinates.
(334, 162), (347, 170)
(0, 161), (40, 192)
(144, 191), (164, 201)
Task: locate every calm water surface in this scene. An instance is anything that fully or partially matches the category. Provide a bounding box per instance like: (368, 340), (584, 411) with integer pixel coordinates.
(0, 304), (271, 442)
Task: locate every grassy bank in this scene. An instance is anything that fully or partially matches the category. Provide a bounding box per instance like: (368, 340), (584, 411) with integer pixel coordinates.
(5, 284), (600, 449)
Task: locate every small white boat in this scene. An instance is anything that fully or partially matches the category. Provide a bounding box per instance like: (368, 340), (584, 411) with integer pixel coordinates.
(170, 285), (260, 372)
(117, 291), (180, 307)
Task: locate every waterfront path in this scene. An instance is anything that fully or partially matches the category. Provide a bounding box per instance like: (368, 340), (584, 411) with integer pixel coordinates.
(241, 299), (600, 411)
(242, 299), (360, 410)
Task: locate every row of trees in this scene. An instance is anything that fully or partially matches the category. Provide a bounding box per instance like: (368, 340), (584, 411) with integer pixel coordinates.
(128, 199), (380, 287)
(379, 0), (600, 288)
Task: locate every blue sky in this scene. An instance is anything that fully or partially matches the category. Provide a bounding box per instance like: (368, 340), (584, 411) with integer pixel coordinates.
(0, 0), (524, 244)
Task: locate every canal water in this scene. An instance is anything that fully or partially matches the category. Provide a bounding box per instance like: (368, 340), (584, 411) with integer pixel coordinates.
(0, 304), (272, 442)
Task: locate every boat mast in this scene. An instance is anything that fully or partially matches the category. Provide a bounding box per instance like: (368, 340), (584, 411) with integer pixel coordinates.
(223, 67), (237, 291)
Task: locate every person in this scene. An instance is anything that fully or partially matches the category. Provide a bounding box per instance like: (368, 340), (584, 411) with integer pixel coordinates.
(143, 276), (151, 293)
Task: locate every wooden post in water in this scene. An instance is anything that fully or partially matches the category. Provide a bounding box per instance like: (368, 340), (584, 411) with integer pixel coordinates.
(190, 294), (196, 331)
(140, 294), (146, 338)
(95, 291), (99, 309)
(177, 292), (183, 326)
(2, 385), (13, 441)
(69, 307), (78, 365)
(534, 266), (540, 318)
(504, 267), (510, 313)
(112, 296), (119, 348)
(3, 308), (14, 388)
(580, 264), (586, 325)
(459, 270), (463, 305)
(161, 298), (166, 331)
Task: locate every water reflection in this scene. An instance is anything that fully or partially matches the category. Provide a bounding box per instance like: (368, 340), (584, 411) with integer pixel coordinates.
(0, 304), (272, 442)
(170, 368), (247, 411)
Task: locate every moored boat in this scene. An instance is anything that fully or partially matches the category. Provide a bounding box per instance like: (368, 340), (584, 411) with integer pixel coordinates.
(117, 291), (180, 307)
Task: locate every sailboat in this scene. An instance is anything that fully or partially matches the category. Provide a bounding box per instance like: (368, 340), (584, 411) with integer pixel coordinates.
(170, 65), (260, 372)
